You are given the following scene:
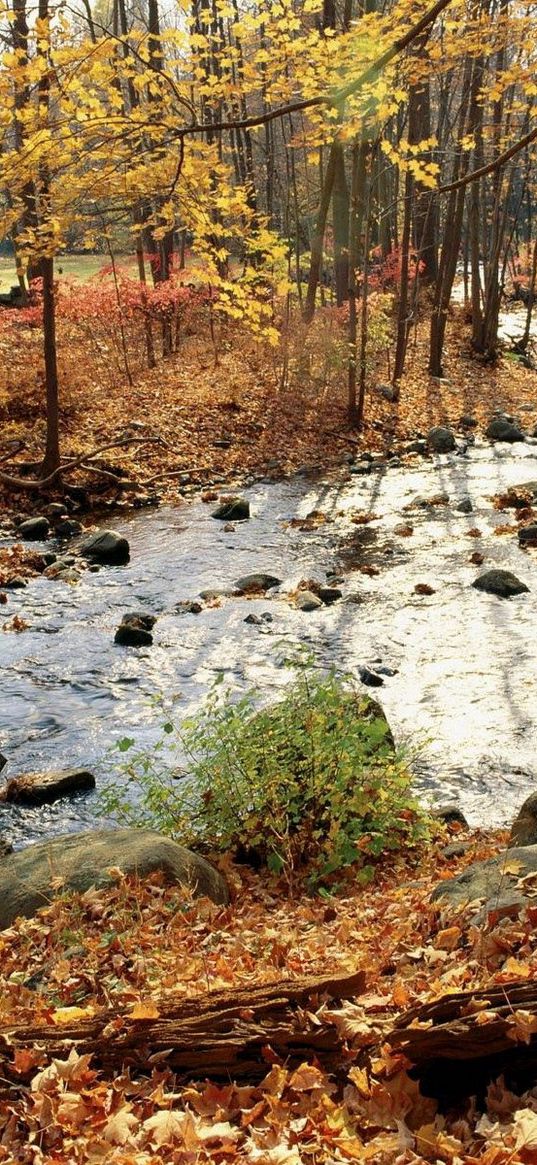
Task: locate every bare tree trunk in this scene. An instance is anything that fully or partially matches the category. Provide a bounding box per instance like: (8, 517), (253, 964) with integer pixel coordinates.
(303, 143), (338, 323)
(393, 168), (413, 385)
(333, 143), (350, 306)
(40, 256), (60, 479)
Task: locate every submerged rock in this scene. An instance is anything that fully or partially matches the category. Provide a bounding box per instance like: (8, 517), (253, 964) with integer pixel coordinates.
(234, 572), (282, 594)
(472, 569), (529, 597)
(80, 529), (130, 565)
(0, 768), (95, 807)
(295, 590), (323, 611)
(212, 498), (250, 521)
(518, 524), (537, 547)
(318, 586), (342, 605)
(455, 497), (473, 513)
(358, 667), (384, 688)
(0, 829), (229, 927)
(115, 612), (156, 646)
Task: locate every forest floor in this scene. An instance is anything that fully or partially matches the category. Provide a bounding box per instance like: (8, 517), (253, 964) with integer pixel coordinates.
(3, 824), (537, 1163)
(1, 305), (536, 519)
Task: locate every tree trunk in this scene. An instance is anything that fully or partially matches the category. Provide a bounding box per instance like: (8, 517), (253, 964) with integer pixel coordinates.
(303, 143), (338, 323)
(40, 256), (61, 479)
(333, 142), (350, 306)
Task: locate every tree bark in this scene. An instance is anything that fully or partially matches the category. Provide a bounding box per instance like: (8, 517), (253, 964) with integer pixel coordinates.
(0, 969), (365, 1085)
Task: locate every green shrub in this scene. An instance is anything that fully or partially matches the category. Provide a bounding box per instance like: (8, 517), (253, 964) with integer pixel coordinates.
(100, 660), (429, 888)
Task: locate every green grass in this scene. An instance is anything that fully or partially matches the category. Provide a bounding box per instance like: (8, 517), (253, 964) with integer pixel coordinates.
(0, 254), (138, 292)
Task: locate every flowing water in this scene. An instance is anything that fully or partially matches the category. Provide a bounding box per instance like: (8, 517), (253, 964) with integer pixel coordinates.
(2, 439), (537, 847)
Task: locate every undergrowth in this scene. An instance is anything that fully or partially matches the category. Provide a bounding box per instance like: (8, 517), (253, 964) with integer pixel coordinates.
(101, 658), (430, 889)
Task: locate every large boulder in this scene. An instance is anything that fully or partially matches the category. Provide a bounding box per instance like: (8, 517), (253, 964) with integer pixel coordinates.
(472, 569), (529, 598)
(0, 829), (229, 929)
(509, 793), (537, 847)
(427, 427), (456, 453)
(0, 768), (95, 807)
(485, 418), (524, 442)
(79, 529), (130, 565)
(431, 845), (537, 921)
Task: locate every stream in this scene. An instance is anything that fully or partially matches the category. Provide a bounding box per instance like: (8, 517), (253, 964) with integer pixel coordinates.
(1, 439), (537, 847)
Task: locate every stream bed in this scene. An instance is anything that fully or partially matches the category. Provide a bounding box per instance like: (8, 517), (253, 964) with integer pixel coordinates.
(2, 440), (537, 847)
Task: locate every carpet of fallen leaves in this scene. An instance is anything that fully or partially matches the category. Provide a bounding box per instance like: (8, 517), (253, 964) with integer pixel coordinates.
(1, 303), (536, 518)
(4, 826), (537, 1163)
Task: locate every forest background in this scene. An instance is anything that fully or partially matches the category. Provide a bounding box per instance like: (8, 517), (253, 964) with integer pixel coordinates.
(0, 0), (536, 493)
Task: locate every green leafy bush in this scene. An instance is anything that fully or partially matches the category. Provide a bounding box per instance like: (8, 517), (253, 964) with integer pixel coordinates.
(101, 660), (429, 888)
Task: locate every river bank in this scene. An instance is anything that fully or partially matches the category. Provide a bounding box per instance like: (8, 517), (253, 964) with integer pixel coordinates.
(3, 818), (537, 1164)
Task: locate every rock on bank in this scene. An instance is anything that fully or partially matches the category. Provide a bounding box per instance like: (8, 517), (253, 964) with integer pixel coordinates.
(0, 829), (229, 929)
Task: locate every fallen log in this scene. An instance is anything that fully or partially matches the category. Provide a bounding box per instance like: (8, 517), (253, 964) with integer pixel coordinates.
(387, 978), (537, 1102)
(388, 978), (537, 1063)
(0, 968), (365, 1083)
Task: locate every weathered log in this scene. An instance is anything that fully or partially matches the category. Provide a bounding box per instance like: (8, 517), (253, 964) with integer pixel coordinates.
(388, 978), (537, 1063)
(387, 979), (537, 1102)
(0, 968), (365, 1083)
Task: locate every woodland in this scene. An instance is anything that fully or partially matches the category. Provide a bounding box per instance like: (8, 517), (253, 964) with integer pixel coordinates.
(1, 0), (537, 1162)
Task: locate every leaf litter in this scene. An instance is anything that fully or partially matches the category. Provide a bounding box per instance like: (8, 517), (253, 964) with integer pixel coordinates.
(1, 827), (537, 1161)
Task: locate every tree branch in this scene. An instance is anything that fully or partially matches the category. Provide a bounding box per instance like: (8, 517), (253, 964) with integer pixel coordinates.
(174, 0), (454, 139)
(438, 123), (537, 193)
(0, 436), (163, 491)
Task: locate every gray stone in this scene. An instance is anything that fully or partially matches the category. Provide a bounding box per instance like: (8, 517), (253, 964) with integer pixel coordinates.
(175, 600), (203, 614)
(431, 844), (537, 920)
(375, 383), (398, 402)
(0, 768), (95, 807)
(455, 497), (473, 513)
(485, 418), (524, 442)
(80, 529), (130, 565)
(19, 517), (50, 541)
(431, 804), (469, 827)
(234, 573), (282, 594)
(350, 463), (372, 476)
(199, 588), (236, 601)
(509, 793), (537, 847)
(427, 427), (456, 453)
(442, 841), (471, 859)
(295, 590), (323, 612)
(0, 836), (13, 857)
(0, 829), (229, 927)
(212, 498), (250, 521)
(472, 569), (529, 598)
(406, 440), (427, 455)
(4, 576), (27, 589)
(518, 524), (537, 547)
(460, 415), (478, 428)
